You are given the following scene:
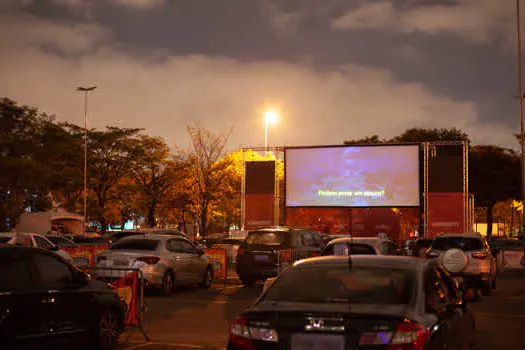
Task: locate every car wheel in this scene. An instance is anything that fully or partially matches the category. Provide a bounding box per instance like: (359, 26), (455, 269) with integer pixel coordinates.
(199, 267), (213, 289)
(95, 309), (121, 350)
(161, 271), (174, 296)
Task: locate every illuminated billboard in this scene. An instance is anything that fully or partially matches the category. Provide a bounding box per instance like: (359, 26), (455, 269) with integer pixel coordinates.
(285, 145), (420, 208)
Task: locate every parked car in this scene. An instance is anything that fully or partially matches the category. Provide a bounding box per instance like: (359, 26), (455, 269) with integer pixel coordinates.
(45, 235), (78, 249)
(106, 229), (189, 244)
(321, 236), (401, 256)
(96, 234), (213, 295)
(228, 255), (478, 350)
(235, 226), (325, 286)
(425, 232), (498, 295)
(406, 238), (434, 257)
(0, 232), (72, 262)
(0, 245), (125, 350)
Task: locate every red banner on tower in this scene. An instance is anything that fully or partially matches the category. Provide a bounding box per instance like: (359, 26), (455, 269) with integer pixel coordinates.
(427, 192), (465, 237)
(245, 194), (274, 229)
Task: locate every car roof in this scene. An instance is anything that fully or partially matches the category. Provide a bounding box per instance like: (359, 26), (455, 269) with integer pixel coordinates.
(118, 234), (188, 241)
(435, 232), (483, 239)
(293, 255), (432, 270)
(327, 237), (392, 245)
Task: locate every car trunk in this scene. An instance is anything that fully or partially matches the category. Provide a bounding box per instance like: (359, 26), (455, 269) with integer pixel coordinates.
(99, 249), (157, 268)
(244, 303), (406, 349)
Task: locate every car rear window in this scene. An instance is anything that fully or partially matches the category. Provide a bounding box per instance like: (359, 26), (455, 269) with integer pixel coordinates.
(246, 231), (285, 246)
(109, 239), (159, 251)
(432, 237), (483, 251)
(323, 243), (376, 255)
(264, 265), (413, 305)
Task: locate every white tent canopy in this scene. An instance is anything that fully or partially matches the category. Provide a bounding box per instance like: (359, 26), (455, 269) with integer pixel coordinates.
(16, 207), (84, 235)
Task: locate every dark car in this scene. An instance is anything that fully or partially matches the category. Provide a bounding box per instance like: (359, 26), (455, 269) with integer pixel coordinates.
(235, 226), (325, 286)
(0, 245), (125, 350)
(228, 255), (478, 350)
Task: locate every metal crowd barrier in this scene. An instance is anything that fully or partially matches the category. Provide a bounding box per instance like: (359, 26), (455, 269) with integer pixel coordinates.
(276, 249), (320, 274)
(499, 247), (525, 271)
(82, 266), (150, 343)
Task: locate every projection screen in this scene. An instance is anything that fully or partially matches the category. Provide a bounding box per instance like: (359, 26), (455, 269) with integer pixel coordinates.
(285, 145), (420, 207)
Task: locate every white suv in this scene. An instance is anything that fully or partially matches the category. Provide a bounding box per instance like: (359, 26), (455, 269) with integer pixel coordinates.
(425, 232), (497, 296)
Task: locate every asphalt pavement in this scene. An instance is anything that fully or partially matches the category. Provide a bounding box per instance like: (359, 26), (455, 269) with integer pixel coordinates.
(118, 271), (525, 350)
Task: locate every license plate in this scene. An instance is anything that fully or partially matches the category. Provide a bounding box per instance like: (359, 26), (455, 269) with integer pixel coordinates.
(254, 255), (270, 262)
(113, 259), (128, 266)
(291, 334), (344, 350)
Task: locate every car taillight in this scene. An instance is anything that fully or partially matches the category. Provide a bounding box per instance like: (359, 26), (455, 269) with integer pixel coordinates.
(136, 256), (160, 265)
(471, 251), (488, 260)
(229, 316), (278, 349)
(359, 321), (429, 350)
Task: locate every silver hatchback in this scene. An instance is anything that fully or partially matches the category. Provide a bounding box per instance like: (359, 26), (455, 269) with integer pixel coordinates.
(425, 233), (497, 296)
(96, 234), (213, 295)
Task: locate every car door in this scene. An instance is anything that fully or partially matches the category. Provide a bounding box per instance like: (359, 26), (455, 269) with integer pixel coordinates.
(0, 250), (54, 348)
(424, 267), (463, 350)
(180, 239), (206, 282)
(165, 238), (192, 284)
(29, 252), (92, 342)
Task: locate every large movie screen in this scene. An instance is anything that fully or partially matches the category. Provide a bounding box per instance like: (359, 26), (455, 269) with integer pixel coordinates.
(285, 145), (420, 207)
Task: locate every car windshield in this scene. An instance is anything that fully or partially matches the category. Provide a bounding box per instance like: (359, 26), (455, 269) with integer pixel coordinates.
(432, 237), (483, 251)
(246, 231), (285, 246)
(263, 265), (413, 305)
(109, 239), (159, 251)
(47, 236), (73, 247)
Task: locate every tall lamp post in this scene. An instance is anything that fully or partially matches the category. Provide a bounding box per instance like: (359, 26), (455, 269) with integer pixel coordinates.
(76, 86), (96, 236)
(263, 109), (279, 156)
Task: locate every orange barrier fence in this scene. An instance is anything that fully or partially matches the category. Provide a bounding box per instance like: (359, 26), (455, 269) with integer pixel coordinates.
(204, 248), (228, 279)
(64, 244), (109, 268)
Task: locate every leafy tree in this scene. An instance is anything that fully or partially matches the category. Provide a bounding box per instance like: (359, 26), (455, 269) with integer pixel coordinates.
(344, 135), (386, 145)
(64, 124), (143, 233)
(185, 125), (232, 237)
(469, 146), (521, 238)
(392, 127), (469, 143)
(130, 135), (188, 228)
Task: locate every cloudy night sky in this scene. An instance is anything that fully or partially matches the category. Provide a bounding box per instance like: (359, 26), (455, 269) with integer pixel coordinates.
(0, 0), (522, 151)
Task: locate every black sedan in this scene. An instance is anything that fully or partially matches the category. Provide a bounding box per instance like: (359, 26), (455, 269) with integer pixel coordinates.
(228, 255), (477, 350)
(0, 245), (126, 350)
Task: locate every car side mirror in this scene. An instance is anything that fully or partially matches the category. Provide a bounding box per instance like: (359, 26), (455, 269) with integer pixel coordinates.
(197, 248), (205, 256)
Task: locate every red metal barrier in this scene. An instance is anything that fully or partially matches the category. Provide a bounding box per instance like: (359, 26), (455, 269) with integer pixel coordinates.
(204, 248), (228, 279)
(64, 244), (109, 268)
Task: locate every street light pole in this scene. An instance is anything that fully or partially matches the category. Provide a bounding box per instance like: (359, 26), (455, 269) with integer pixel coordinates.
(263, 109), (279, 158)
(76, 86), (96, 236)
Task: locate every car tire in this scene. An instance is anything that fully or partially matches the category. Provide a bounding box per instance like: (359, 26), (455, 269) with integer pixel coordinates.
(161, 271), (174, 296)
(93, 309), (122, 350)
(199, 267), (213, 289)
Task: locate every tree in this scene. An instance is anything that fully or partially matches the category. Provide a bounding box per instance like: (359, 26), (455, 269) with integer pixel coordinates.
(64, 124), (143, 233)
(185, 125), (232, 237)
(344, 135), (386, 145)
(130, 135), (188, 228)
(392, 127), (469, 143)
(469, 146), (521, 239)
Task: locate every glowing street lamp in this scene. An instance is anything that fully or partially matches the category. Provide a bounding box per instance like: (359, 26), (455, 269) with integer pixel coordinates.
(263, 109), (279, 152)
